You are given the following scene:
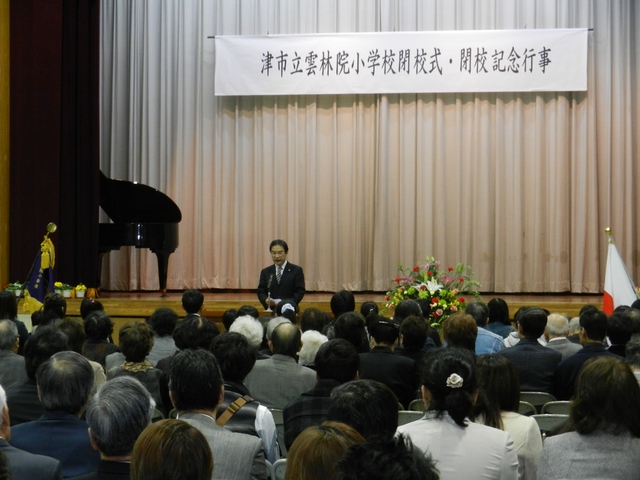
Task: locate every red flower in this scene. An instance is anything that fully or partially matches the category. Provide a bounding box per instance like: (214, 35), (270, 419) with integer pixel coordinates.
(432, 297), (439, 304)
(420, 285), (426, 291)
(458, 278), (464, 283)
(395, 277), (402, 283)
(447, 266), (454, 271)
(413, 266), (419, 272)
(385, 295), (390, 301)
(459, 297), (465, 303)
(427, 271), (433, 276)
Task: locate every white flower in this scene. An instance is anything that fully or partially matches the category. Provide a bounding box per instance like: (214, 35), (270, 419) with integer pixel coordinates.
(425, 279), (443, 294)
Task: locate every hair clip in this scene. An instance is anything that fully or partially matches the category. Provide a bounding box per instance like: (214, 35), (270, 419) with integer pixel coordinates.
(446, 373), (464, 389)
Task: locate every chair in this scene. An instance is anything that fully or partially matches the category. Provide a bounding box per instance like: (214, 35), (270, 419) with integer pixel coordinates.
(532, 414), (569, 438)
(397, 410), (423, 426)
(151, 408), (165, 423)
(541, 401), (571, 415)
(272, 458), (287, 480)
(265, 459), (274, 480)
(168, 408), (178, 419)
(269, 407), (287, 457)
(518, 401), (537, 416)
(408, 399), (425, 412)
(520, 391), (557, 413)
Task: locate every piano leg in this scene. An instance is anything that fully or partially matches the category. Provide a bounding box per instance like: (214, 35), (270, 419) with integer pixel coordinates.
(153, 250), (173, 297)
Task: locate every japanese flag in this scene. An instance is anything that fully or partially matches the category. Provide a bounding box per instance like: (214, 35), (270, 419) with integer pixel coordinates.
(603, 240), (638, 315)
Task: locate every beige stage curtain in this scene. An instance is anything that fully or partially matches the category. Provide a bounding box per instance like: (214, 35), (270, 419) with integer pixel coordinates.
(100, 0), (640, 294)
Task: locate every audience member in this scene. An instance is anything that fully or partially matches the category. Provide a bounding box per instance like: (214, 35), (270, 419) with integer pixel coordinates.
(210, 333), (279, 463)
(395, 315), (431, 364)
(486, 297), (515, 339)
(40, 293), (67, 327)
(498, 307), (561, 394)
(397, 348), (518, 479)
(442, 313), (477, 353)
(86, 376), (155, 480)
(0, 291), (29, 355)
(300, 308), (330, 333)
(0, 320), (27, 389)
(168, 349), (267, 479)
(244, 323), (316, 409)
(146, 308), (179, 364)
(327, 379), (399, 441)
(472, 354), (542, 480)
(230, 315), (266, 353)
(11, 351), (100, 477)
(276, 301), (298, 323)
(222, 308), (238, 331)
(6, 326), (69, 425)
(335, 434), (439, 480)
(554, 309), (618, 400)
(283, 339), (359, 450)
(156, 316), (220, 375)
(181, 289), (205, 317)
(465, 302), (504, 354)
(359, 301), (379, 319)
(333, 312), (369, 353)
(107, 322), (169, 414)
(0, 384), (62, 480)
(56, 317), (107, 395)
(566, 316), (582, 344)
(625, 333), (640, 385)
(330, 291), (356, 318)
(285, 421), (364, 480)
(79, 297), (104, 320)
(237, 305), (260, 319)
(544, 313), (582, 360)
(606, 310), (633, 357)
(83, 311), (120, 368)
(539, 356), (640, 479)
(131, 419), (212, 480)
(414, 299), (442, 348)
(358, 318), (417, 408)
(298, 329), (328, 367)
(393, 299), (422, 324)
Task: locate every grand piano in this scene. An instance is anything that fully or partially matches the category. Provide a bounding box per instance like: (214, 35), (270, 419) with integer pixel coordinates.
(98, 171), (181, 295)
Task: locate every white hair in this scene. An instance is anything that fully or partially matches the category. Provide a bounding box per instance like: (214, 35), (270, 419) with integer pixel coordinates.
(0, 384), (6, 413)
(298, 330), (329, 366)
(229, 315), (265, 349)
(546, 313), (570, 336)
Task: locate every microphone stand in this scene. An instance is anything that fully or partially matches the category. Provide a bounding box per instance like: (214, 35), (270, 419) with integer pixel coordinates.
(265, 274), (273, 312)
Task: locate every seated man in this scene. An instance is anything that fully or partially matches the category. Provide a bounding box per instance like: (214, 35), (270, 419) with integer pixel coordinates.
(244, 323), (316, 409)
(358, 319), (417, 408)
(544, 313), (582, 360)
(498, 307), (562, 394)
(284, 339), (359, 450)
(10, 351), (100, 477)
(86, 376), (155, 480)
(210, 332), (279, 463)
(181, 289), (205, 318)
(6, 326), (69, 425)
(326, 379), (399, 441)
(0, 320), (27, 390)
(0, 384), (62, 480)
(169, 349), (268, 480)
(465, 302), (504, 354)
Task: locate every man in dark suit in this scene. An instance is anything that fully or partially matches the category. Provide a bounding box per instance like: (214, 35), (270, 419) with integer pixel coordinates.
(498, 307), (562, 394)
(0, 385), (62, 480)
(358, 318), (418, 409)
(257, 239), (305, 310)
(86, 376), (155, 480)
(10, 351), (100, 478)
(554, 309), (618, 400)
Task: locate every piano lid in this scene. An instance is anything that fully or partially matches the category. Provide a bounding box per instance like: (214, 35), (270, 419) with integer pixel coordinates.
(99, 171), (182, 223)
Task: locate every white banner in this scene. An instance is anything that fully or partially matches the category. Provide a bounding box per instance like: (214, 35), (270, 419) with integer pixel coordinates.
(214, 29), (588, 96)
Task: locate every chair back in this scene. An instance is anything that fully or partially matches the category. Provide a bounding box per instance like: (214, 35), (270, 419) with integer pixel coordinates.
(397, 410), (423, 426)
(541, 401), (571, 415)
(518, 401), (537, 416)
(269, 407), (287, 457)
(532, 414), (569, 438)
(408, 399), (425, 412)
(520, 391), (557, 413)
(272, 458), (287, 480)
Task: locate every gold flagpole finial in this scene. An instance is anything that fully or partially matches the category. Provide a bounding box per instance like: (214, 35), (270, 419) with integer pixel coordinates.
(605, 227), (612, 235)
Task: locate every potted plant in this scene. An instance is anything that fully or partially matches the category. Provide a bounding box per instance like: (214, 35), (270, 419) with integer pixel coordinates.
(75, 283), (87, 298)
(3, 281), (25, 297)
(54, 282), (74, 298)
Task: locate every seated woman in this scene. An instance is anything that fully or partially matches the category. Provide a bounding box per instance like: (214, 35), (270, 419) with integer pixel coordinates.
(107, 321), (169, 414)
(285, 421), (365, 480)
(538, 356), (640, 479)
(82, 311), (120, 368)
(131, 419), (212, 480)
(0, 291), (29, 355)
(472, 354), (542, 480)
(397, 347), (518, 480)
(486, 298), (515, 339)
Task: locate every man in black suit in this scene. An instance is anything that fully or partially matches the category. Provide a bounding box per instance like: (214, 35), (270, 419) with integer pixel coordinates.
(257, 239), (305, 310)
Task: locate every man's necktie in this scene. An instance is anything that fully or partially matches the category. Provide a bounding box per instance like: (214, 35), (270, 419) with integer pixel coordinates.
(276, 265), (282, 284)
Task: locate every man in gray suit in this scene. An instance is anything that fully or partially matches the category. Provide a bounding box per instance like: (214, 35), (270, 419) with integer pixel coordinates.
(169, 349), (267, 480)
(244, 322), (316, 409)
(0, 384), (62, 480)
(545, 313), (582, 360)
(0, 320), (27, 389)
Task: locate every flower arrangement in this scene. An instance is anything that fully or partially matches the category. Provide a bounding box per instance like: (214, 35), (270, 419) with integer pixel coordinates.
(3, 281), (25, 292)
(54, 282), (73, 291)
(384, 256), (481, 327)
(75, 283), (87, 292)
